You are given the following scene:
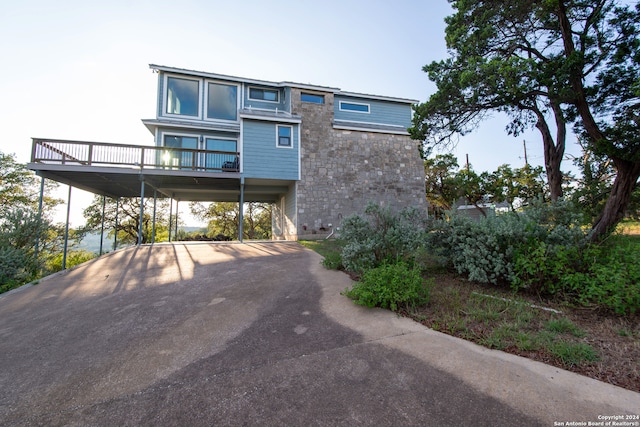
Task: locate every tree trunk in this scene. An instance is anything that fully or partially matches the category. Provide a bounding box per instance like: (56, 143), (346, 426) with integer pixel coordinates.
(589, 158), (640, 242)
(533, 104), (565, 201)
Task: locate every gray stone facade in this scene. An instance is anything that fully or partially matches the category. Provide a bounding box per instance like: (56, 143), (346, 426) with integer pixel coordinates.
(289, 88), (426, 240)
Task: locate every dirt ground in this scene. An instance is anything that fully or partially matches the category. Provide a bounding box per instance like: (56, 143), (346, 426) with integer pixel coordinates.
(403, 273), (640, 393)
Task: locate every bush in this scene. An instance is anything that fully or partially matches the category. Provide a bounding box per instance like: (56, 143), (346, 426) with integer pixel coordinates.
(441, 214), (523, 284)
(439, 199), (589, 287)
(339, 203), (429, 273)
(344, 262), (431, 312)
(0, 208), (48, 292)
(45, 250), (97, 273)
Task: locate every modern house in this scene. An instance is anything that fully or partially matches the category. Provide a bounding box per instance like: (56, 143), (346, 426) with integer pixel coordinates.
(29, 65), (426, 241)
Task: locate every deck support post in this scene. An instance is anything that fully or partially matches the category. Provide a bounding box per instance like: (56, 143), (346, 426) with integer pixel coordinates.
(114, 198), (119, 250)
(34, 176), (45, 262)
(62, 185), (72, 270)
(138, 176), (145, 246)
(99, 195), (106, 255)
(239, 177), (245, 242)
(152, 190), (157, 244)
(168, 197), (173, 242)
(175, 201), (179, 239)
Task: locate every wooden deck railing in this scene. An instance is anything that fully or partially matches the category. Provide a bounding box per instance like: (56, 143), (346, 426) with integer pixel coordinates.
(31, 138), (240, 172)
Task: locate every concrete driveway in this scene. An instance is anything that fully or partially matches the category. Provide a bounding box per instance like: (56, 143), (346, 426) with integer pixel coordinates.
(0, 242), (637, 426)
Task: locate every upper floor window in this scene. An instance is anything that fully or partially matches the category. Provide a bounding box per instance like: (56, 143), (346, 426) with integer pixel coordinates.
(167, 77), (199, 116)
(339, 101), (370, 113)
(277, 125), (292, 147)
(301, 92), (324, 104)
(249, 87), (279, 102)
(207, 82), (237, 121)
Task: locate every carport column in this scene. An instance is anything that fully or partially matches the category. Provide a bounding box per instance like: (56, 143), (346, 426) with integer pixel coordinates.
(34, 176), (45, 262)
(99, 195), (106, 255)
(168, 197), (173, 242)
(114, 198), (119, 250)
(175, 201), (179, 239)
(238, 177), (244, 242)
(151, 190), (157, 244)
(62, 185), (72, 270)
(138, 176), (145, 246)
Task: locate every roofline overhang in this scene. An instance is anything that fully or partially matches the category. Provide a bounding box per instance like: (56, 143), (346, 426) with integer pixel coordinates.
(336, 91), (419, 105)
(149, 64), (417, 101)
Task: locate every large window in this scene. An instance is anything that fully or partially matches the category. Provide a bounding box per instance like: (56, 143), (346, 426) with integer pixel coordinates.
(249, 87), (279, 102)
(207, 82), (237, 121)
(277, 125), (292, 147)
(166, 77), (199, 116)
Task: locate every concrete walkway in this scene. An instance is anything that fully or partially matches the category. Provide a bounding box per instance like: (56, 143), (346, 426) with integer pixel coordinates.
(0, 242), (637, 426)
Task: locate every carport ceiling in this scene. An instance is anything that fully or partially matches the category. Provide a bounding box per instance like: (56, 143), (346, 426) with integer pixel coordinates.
(28, 164), (291, 203)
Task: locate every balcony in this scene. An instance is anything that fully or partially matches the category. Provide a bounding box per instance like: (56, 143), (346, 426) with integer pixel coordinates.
(28, 138), (289, 204)
(31, 138), (239, 172)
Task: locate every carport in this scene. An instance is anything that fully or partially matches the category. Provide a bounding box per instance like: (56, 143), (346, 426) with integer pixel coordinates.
(27, 138), (292, 267)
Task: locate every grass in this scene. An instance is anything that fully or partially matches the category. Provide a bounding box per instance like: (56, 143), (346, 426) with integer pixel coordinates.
(301, 239), (640, 393)
(299, 239), (345, 270)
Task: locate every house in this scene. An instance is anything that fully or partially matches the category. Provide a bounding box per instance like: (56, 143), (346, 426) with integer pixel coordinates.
(29, 65), (426, 242)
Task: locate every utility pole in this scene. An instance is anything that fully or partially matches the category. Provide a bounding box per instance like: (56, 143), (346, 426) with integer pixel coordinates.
(523, 140), (529, 166)
(465, 153), (470, 171)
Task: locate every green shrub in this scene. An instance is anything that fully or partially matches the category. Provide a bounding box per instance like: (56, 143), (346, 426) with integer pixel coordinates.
(339, 203), (429, 273)
(343, 262), (431, 312)
(45, 250), (97, 273)
(0, 208), (48, 292)
(513, 235), (640, 315)
(321, 252), (343, 270)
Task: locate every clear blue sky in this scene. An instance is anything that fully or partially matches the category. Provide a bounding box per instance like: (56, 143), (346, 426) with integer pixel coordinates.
(0, 0), (578, 225)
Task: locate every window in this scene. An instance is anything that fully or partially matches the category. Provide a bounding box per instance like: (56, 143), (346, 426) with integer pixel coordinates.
(249, 87), (279, 102)
(207, 82), (237, 121)
(339, 101), (370, 113)
(166, 77), (199, 116)
(301, 92), (324, 104)
(163, 135), (198, 168)
(277, 125), (292, 147)
(205, 138), (237, 169)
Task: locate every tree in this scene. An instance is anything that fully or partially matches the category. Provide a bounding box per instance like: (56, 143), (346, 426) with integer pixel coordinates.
(0, 152), (60, 212)
(486, 164), (547, 211)
(82, 196), (171, 246)
(190, 202), (272, 240)
(0, 151), (63, 290)
(411, 0), (640, 241)
(423, 154), (461, 215)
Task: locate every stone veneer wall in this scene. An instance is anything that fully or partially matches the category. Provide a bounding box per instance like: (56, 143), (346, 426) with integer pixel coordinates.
(290, 88), (426, 239)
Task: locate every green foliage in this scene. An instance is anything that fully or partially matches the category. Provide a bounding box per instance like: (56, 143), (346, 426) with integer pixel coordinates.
(411, 0), (640, 239)
(343, 262), (431, 312)
(442, 214), (521, 284)
(0, 208), (49, 291)
(82, 195), (172, 246)
(548, 341), (599, 367)
(339, 203), (429, 273)
(44, 250), (96, 273)
(321, 252), (343, 270)
(513, 233), (640, 315)
(189, 201), (272, 240)
(545, 318), (586, 338)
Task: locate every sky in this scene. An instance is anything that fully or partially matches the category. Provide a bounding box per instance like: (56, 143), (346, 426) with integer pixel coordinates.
(0, 0), (581, 226)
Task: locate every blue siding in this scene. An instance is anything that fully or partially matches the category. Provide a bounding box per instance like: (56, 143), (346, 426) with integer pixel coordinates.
(334, 95), (412, 128)
(244, 84), (287, 112)
(242, 120), (299, 180)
